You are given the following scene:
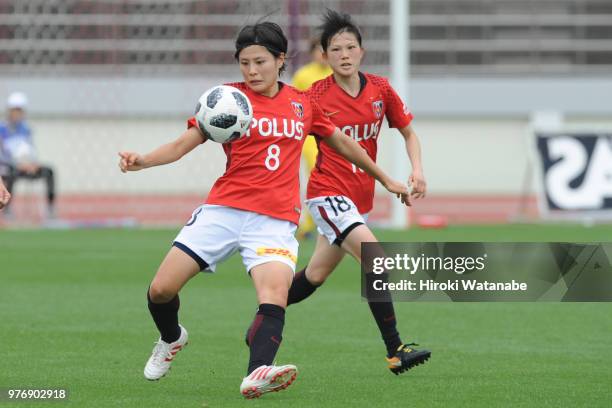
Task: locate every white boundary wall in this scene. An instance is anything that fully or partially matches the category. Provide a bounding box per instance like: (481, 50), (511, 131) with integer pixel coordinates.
(3, 77), (612, 197)
(25, 115), (612, 197)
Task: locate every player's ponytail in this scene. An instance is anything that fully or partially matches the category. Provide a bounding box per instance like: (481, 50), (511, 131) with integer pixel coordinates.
(319, 9), (363, 52)
(234, 21), (288, 75)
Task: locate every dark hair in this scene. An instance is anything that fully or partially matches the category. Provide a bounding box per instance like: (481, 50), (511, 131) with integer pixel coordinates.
(319, 9), (362, 52)
(234, 21), (288, 75)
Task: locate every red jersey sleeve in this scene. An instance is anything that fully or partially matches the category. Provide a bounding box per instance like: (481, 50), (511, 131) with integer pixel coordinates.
(309, 99), (336, 139)
(186, 116), (208, 143)
(187, 116), (197, 129)
(383, 80), (414, 129)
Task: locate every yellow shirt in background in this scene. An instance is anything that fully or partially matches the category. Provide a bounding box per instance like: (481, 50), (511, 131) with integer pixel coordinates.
(292, 61), (332, 236)
(292, 62), (333, 91)
(292, 62), (333, 170)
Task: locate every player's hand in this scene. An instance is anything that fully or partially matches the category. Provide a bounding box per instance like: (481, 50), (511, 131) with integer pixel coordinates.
(383, 178), (412, 206)
(0, 186), (11, 209)
(409, 171), (427, 199)
(118, 152), (146, 172)
(399, 191), (411, 206)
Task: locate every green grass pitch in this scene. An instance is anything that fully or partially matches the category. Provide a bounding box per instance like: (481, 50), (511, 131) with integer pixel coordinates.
(1, 224), (611, 407)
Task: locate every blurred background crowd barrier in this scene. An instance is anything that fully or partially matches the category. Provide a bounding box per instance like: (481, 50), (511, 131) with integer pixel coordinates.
(0, 0), (610, 227)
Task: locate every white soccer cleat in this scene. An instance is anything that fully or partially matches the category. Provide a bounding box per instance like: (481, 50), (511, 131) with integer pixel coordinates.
(240, 364), (298, 399)
(143, 325), (188, 380)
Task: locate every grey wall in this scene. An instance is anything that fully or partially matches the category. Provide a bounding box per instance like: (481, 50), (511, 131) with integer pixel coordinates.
(2, 76), (612, 117)
(2, 76), (611, 196)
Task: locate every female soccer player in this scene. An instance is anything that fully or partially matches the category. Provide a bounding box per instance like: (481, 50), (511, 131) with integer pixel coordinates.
(285, 10), (432, 374)
(118, 21), (409, 398)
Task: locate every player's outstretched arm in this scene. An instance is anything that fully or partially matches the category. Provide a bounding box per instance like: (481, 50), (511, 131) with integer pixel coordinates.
(118, 127), (205, 173)
(323, 128), (411, 205)
(398, 125), (426, 199)
(0, 178), (11, 209)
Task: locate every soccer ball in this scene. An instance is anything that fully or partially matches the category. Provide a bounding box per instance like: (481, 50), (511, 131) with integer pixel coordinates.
(194, 85), (253, 143)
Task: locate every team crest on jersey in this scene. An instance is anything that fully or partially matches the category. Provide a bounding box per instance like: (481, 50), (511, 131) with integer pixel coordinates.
(372, 100), (384, 118)
(291, 101), (304, 119)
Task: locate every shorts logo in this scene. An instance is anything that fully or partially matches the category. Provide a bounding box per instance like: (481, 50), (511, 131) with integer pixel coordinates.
(372, 100), (384, 119)
(291, 102), (304, 119)
(256, 247), (297, 263)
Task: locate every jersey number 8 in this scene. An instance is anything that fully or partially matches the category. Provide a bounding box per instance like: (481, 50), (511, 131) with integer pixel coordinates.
(265, 144), (280, 171)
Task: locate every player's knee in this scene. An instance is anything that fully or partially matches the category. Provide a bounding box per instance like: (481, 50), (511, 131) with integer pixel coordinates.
(148, 282), (177, 304)
(257, 284), (289, 307)
(306, 266), (331, 286)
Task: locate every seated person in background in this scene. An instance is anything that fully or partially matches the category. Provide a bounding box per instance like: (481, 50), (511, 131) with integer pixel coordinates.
(0, 92), (56, 218)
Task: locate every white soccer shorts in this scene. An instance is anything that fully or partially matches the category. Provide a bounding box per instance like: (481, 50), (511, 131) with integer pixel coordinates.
(173, 205), (298, 273)
(305, 195), (369, 246)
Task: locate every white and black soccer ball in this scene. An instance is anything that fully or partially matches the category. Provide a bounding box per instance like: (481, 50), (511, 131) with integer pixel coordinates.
(194, 85), (253, 144)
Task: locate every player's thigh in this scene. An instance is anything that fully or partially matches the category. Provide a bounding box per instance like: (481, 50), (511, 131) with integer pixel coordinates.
(306, 234), (346, 285)
(239, 212), (299, 275)
(250, 261), (294, 307)
(340, 223), (378, 262)
(149, 246), (201, 302)
(240, 212), (299, 307)
(174, 205), (242, 272)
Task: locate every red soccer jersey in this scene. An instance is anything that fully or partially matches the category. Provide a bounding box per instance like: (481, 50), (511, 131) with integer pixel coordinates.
(187, 82), (336, 224)
(307, 73), (414, 214)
